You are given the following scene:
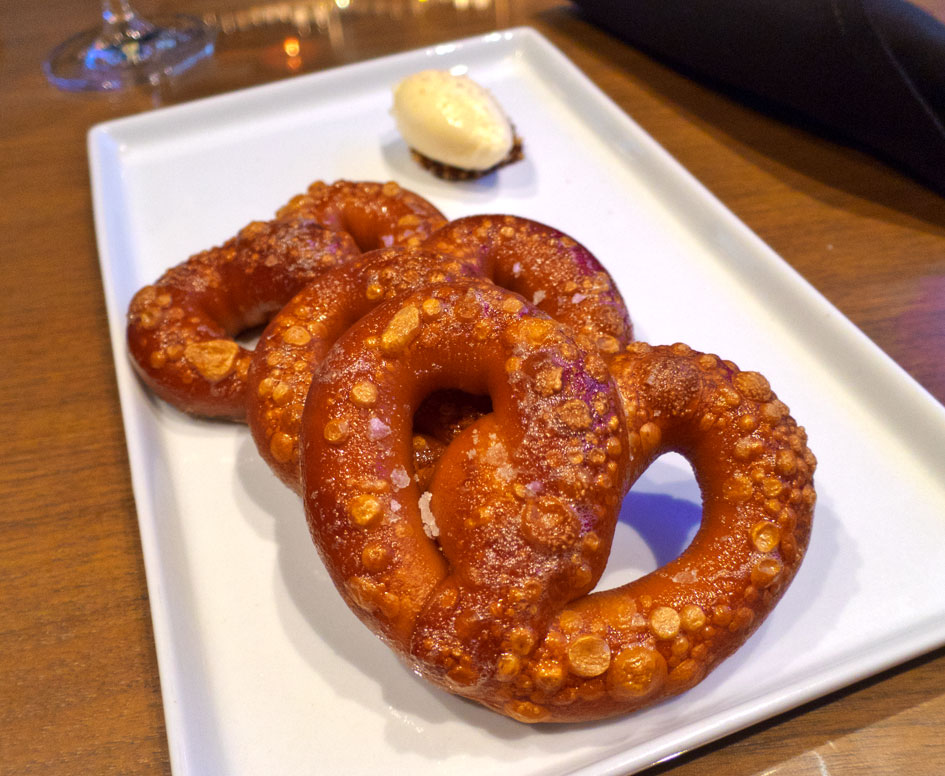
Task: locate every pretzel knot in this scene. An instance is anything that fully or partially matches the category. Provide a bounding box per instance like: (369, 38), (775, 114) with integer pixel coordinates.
(301, 284), (816, 723)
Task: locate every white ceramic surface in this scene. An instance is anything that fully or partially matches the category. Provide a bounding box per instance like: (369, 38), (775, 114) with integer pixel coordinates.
(89, 27), (945, 776)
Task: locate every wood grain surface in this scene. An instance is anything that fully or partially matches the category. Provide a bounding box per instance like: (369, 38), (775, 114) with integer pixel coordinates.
(2, 1), (943, 774)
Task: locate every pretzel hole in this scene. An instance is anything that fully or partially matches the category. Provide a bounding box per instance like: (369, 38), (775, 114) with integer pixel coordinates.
(412, 388), (493, 444)
(407, 389), (493, 542)
(595, 453), (702, 592)
(234, 322), (266, 349)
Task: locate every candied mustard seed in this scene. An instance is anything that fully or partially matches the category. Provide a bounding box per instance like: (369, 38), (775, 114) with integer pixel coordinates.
(649, 606), (681, 640)
(567, 635), (611, 677)
(361, 542), (391, 571)
(724, 473), (754, 502)
(558, 399), (592, 430)
(323, 418), (350, 444)
(496, 653), (521, 682)
(347, 494), (382, 527)
(184, 339), (239, 381)
(536, 366), (563, 397)
(607, 646), (666, 700)
(639, 421), (661, 451)
(281, 325), (312, 346)
(269, 432), (295, 463)
(421, 297), (442, 318)
(679, 604), (707, 632)
(751, 558), (783, 588)
(532, 660), (566, 692)
(381, 304), (421, 354)
(734, 370), (773, 402)
(350, 380), (378, 407)
(500, 296), (524, 314)
(750, 520), (781, 553)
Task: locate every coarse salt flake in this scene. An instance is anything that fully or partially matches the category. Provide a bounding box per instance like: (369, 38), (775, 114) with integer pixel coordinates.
(391, 466), (410, 490)
(369, 417), (391, 440)
(418, 492), (439, 538)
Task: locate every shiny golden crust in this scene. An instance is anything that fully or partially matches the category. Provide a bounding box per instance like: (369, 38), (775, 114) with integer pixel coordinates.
(422, 215), (633, 356)
(245, 247), (480, 490)
(277, 180), (447, 250)
(126, 180), (448, 420)
(301, 281), (629, 697)
(126, 217), (360, 419)
(302, 308), (815, 722)
(476, 342), (816, 722)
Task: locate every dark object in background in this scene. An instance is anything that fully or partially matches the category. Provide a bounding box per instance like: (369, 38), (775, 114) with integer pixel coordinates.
(572, 0), (945, 194)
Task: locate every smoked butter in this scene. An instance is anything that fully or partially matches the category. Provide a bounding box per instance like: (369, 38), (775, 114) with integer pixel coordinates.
(391, 70), (519, 175)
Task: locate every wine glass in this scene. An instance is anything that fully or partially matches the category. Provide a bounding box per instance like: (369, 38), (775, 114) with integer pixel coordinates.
(43, 1), (216, 91)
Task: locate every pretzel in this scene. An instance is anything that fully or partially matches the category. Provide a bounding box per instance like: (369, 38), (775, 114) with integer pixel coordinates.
(126, 180), (447, 420)
(422, 215), (633, 356)
(126, 179), (815, 724)
(300, 285), (815, 723)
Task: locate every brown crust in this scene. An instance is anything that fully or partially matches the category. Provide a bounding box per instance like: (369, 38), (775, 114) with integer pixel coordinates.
(126, 180), (447, 420)
(126, 180), (815, 725)
(422, 214), (632, 352)
(301, 307), (816, 722)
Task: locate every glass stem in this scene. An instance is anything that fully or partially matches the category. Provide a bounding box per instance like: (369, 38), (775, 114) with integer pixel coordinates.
(102, 0), (138, 26)
(100, 0), (155, 43)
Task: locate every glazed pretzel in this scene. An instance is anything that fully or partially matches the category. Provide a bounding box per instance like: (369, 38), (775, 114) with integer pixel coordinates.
(490, 343), (816, 722)
(126, 181), (446, 419)
(300, 284), (815, 723)
(126, 179), (814, 724)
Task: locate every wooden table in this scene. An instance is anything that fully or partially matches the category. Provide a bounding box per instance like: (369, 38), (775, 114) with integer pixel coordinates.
(3, 1), (944, 773)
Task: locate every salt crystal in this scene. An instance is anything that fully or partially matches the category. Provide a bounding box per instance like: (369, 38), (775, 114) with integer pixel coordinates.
(368, 417), (391, 440)
(391, 466), (410, 490)
(418, 492), (439, 538)
(672, 569), (697, 584)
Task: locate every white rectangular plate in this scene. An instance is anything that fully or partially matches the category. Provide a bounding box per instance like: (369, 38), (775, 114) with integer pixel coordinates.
(89, 27), (945, 776)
